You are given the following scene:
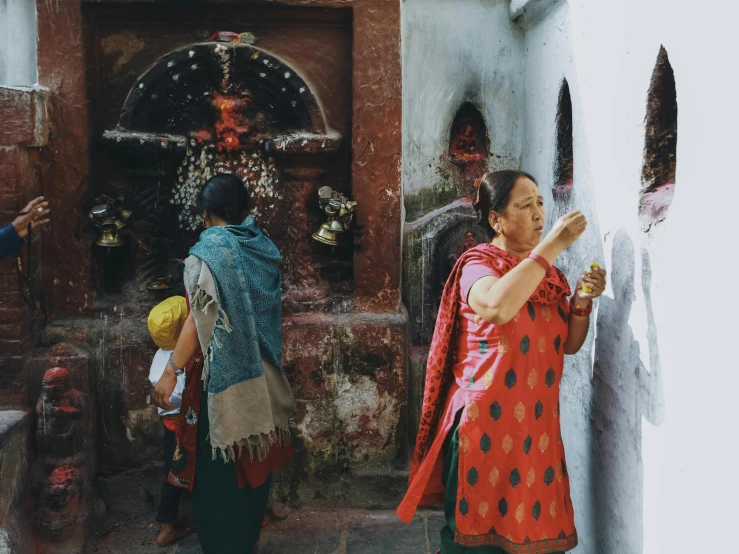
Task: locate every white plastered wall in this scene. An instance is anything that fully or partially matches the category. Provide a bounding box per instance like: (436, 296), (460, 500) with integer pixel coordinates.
(404, 0), (739, 551)
(402, 0), (525, 207)
(0, 0), (38, 87)
(521, 1), (739, 552)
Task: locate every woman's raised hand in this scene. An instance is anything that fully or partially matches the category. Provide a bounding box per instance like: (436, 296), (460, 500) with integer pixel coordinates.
(544, 211), (587, 251)
(13, 197), (51, 239)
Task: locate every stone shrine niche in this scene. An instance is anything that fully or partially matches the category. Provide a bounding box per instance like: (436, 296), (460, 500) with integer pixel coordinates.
(100, 39), (347, 312)
(639, 46), (677, 232)
(448, 102), (489, 196)
(553, 79), (573, 202)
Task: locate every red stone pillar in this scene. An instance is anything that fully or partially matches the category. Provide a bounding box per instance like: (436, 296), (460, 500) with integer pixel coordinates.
(36, 0), (93, 318)
(266, 135), (342, 312)
(351, 0), (403, 312)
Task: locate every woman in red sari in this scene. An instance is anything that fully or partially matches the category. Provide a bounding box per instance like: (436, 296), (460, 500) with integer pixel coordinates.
(398, 170), (607, 554)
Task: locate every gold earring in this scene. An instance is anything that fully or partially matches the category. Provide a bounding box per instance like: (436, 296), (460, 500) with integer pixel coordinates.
(204, 220), (211, 229)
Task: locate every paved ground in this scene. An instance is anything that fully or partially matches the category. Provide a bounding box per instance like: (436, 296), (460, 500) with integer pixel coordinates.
(89, 509), (445, 554)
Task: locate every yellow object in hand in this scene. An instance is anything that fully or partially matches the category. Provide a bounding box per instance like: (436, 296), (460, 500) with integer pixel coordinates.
(581, 262), (600, 294)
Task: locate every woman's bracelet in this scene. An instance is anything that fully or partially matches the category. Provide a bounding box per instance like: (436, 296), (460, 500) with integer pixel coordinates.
(168, 352), (186, 376)
(569, 297), (593, 317)
(528, 252), (551, 272)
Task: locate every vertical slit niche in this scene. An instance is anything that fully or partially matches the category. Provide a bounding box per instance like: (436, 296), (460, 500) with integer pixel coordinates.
(553, 79), (573, 200)
(448, 102), (489, 193)
(639, 46), (677, 231)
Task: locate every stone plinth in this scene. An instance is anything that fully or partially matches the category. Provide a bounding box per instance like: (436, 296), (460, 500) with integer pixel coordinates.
(0, 410), (33, 554)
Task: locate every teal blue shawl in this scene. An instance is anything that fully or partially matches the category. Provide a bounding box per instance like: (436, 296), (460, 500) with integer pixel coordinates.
(189, 215), (283, 392)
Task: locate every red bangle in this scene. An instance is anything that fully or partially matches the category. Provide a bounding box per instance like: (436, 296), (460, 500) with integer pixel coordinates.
(569, 298), (593, 317)
(528, 252), (551, 272)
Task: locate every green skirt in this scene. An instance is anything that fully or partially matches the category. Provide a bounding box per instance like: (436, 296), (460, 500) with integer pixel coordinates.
(440, 414), (564, 554)
(191, 391), (271, 554)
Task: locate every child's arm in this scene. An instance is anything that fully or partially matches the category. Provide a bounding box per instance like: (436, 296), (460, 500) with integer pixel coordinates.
(153, 313), (199, 410)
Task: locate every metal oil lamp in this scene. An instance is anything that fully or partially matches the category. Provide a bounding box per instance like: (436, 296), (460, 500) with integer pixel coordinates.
(312, 186), (357, 246)
(89, 195), (132, 247)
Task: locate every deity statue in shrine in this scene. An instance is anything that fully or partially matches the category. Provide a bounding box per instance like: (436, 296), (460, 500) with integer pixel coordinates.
(35, 367), (86, 469)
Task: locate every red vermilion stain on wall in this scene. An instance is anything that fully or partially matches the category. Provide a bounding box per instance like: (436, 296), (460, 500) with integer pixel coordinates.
(211, 92), (253, 151)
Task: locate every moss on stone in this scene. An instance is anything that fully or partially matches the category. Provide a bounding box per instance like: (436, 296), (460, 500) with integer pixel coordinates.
(404, 167), (460, 221)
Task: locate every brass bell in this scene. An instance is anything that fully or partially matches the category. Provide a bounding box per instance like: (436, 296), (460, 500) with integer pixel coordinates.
(312, 222), (339, 246)
(313, 186), (356, 246)
(90, 195), (131, 247)
(328, 220), (345, 233)
(95, 219), (125, 247)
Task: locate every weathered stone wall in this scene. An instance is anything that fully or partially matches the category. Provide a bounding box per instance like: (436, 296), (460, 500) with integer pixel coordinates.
(0, 86), (48, 408)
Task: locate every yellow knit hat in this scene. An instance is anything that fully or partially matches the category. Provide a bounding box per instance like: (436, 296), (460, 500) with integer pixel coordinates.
(147, 296), (188, 350)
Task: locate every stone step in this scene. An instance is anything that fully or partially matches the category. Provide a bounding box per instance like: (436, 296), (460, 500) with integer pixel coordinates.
(175, 509), (444, 554)
(88, 509), (445, 554)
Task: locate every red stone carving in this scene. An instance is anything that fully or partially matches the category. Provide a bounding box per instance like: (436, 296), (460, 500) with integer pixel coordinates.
(35, 367), (86, 469)
(37, 466), (87, 543)
(34, 367), (91, 551)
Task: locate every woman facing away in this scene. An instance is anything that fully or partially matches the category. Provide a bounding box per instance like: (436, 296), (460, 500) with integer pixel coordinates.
(153, 173), (296, 554)
(397, 170), (607, 554)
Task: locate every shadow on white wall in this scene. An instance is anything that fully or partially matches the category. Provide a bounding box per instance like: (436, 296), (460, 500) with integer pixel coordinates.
(590, 230), (665, 553)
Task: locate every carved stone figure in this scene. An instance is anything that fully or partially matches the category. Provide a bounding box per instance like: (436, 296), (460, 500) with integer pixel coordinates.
(37, 466), (87, 544)
(35, 367), (86, 470)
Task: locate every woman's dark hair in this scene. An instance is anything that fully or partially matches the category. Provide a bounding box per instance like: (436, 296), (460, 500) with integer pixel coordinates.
(198, 173), (250, 225)
(473, 169), (537, 236)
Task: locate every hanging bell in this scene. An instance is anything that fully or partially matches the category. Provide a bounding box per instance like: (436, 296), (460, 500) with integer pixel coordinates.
(328, 219), (345, 233)
(312, 222), (339, 246)
(119, 209), (132, 224)
(95, 219), (125, 247)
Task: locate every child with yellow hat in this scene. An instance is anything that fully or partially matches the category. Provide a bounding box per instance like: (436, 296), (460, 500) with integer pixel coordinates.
(147, 296), (193, 546)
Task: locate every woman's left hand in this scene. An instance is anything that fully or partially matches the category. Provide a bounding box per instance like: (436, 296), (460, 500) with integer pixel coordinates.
(153, 367), (176, 410)
(574, 265), (607, 303)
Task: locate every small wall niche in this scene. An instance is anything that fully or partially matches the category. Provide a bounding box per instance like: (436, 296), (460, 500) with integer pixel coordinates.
(449, 102), (489, 165)
(448, 102), (489, 194)
(639, 46), (677, 231)
(553, 79), (573, 200)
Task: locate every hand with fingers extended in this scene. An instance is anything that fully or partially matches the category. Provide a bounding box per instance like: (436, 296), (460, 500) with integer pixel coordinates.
(13, 197), (51, 239)
(543, 210), (588, 252)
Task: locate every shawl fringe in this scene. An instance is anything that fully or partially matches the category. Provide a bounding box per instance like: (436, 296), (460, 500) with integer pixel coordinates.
(211, 427), (292, 463)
